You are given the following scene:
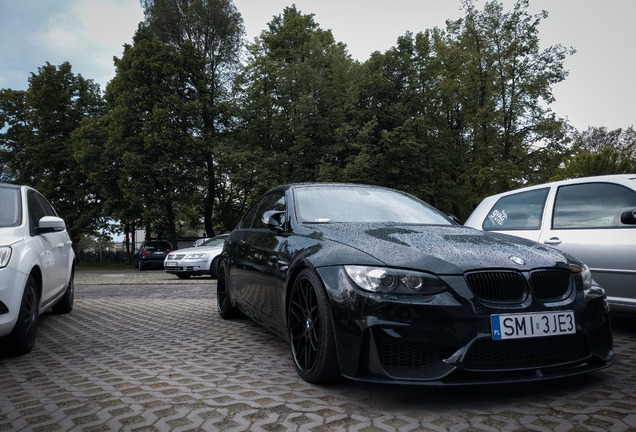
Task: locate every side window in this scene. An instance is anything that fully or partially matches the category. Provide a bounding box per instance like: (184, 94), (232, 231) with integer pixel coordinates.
(239, 201), (261, 229)
(553, 182), (636, 229)
(482, 188), (549, 231)
(251, 190), (286, 229)
(27, 190), (47, 234)
(35, 192), (58, 217)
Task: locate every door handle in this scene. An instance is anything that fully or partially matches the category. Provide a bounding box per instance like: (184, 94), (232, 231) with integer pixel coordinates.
(543, 237), (562, 245)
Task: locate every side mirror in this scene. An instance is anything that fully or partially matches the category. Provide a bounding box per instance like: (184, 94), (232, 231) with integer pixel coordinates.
(262, 210), (286, 232)
(38, 216), (66, 232)
(620, 210), (636, 225)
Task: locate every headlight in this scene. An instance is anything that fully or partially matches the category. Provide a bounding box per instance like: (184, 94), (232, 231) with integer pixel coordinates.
(580, 264), (593, 289)
(0, 246), (12, 268)
(185, 253), (209, 260)
(344, 265), (447, 295)
(570, 263), (593, 290)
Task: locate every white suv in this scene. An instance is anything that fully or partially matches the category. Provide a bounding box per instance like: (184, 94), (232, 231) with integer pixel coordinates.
(0, 183), (75, 355)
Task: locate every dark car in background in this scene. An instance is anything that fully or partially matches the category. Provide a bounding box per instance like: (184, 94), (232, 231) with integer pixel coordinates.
(464, 174), (636, 314)
(216, 183), (614, 385)
(134, 240), (173, 271)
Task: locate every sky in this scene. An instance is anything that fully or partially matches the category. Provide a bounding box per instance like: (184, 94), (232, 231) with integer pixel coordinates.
(0, 0), (634, 132)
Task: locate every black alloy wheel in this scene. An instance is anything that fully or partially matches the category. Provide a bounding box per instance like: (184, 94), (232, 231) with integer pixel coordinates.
(288, 269), (340, 383)
(216, 259), (239, 319)
(7, 275), (39, 355)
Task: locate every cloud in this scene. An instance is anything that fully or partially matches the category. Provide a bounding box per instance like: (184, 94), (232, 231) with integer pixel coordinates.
(0, 0), (143, 91)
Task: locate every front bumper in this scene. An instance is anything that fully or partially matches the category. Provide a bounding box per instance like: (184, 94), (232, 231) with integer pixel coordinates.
(0, 266), (28, 337)
(316, 266), (614, 385)
(164, 259), (212, 276)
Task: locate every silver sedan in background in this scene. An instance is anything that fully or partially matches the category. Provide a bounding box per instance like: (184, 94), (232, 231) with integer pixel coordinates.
(164, 234), (227, 279)
(465, 174), (636, 313)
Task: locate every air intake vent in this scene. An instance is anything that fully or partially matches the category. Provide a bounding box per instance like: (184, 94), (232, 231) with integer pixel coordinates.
(530, 270), (572, 301)
(465, 271), (528, 303)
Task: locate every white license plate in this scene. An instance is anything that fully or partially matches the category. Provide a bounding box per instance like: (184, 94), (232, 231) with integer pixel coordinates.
(165, 261), (178, 267)
(491, 311), (575, 340)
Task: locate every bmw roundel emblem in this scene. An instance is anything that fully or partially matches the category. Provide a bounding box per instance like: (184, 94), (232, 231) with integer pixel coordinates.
(510, 256), (525, 265)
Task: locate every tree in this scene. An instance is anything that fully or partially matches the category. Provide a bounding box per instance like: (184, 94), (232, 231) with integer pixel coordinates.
(142, 0), (244, 236)
(436, 0), (573, 215)
(102, 26), (208, 248)
(554, 126), (636, 179)
(235, 5), (358, 191)
(338, 31), (466, 214)
(0, 62), (107, 247)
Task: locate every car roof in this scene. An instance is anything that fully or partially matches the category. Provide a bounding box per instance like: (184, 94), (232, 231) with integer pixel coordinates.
(0, 183), (21, 190)
(485, 174), (636, 199)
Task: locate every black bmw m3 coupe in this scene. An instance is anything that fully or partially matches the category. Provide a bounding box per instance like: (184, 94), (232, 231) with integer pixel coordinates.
(217, 183), (614, 385)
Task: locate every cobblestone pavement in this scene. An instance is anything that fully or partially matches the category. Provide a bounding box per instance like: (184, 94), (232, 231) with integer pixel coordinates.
(1, 270), (635, 431)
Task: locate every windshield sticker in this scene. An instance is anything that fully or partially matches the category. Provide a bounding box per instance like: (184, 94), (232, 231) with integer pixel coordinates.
(488, 209), (508, 226)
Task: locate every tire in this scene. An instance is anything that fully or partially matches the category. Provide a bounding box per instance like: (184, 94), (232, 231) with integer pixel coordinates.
(288, 269), (340, 383)
(6, 275), (39, 356)
(52, 270), (74, 314)
(209, 257), (220, 279)
(216, 259), (240, 319)
(138, 261), (145, 271)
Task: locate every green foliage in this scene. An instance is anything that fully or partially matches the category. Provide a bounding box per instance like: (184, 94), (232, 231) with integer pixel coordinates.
(235, 5), (359, 191)
(3, 0), (613, 234)
(433, 0), (573, 216)
(142, 0), (244, 236)
(554, 126), (636, 179)
(100, 26), (208, 247)
(0, 62), (107, 245)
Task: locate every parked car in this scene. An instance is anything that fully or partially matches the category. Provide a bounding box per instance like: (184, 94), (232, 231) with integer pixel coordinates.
(217, 183), (613, 385)
(465, 174), (636, 314)
(164, 234), (227, 279)
(0, 183), (75, 356)
(133, 240), (173, 270)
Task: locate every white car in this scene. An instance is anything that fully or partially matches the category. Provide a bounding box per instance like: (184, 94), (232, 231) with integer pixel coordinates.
(0, 183), (75, 355)
(465, 174), (636, 313)
(164, 235), (227, 279)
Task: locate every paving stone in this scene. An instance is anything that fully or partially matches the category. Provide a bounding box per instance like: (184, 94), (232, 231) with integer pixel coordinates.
(0, 270), (635, 431)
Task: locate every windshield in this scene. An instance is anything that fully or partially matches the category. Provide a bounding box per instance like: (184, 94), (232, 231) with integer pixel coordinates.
(294, 185), (452, 225)
(201, 236), (226, 247)
(0, 187), (22, 227)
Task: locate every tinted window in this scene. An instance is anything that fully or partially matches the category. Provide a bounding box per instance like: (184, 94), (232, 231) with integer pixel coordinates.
(239, 201), (261, 229)
(201, 236), (227, 247)
(0, 187), (21, 227)
(143, 241), (172, 251)
(482, 188), (549, 231)
(553, 182), (636, 229)
(294, 185), (451, 224)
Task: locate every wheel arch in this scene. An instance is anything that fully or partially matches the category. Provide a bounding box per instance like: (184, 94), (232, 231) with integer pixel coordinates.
(28, 265), (43, 303)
